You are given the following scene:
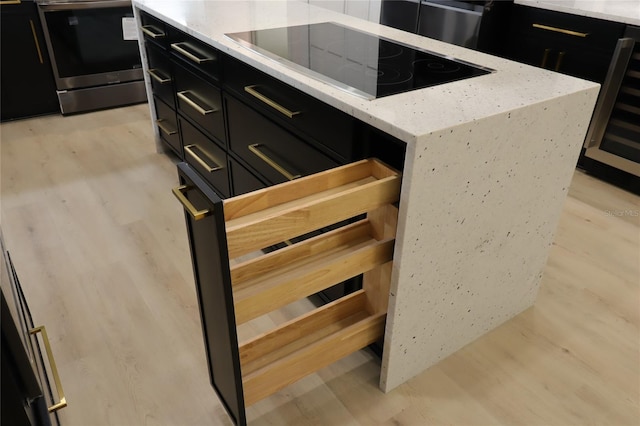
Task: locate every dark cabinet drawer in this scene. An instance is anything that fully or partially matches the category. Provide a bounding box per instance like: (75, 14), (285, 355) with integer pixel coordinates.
(169, 28), (221, 81)
(146, 43), (175, 109)
(225, 94), (340, 185)
(512, 6), (625, 52)
(514, 33), (614, 82)
(154, 96), (181, 157)
(229, 158), (266, 196)
(224, 56), (356, 161)
(174, 63), (226, 145)
(140, 11), (168, 49)
(180, 116), (230, 198)
(504, 5), (626, 83)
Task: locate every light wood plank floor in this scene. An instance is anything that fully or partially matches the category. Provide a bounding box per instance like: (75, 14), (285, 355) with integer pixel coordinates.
(1, 104), (638, 426)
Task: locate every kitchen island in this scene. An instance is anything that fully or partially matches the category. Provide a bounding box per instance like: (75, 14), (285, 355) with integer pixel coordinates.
(134, 0), (599, 406)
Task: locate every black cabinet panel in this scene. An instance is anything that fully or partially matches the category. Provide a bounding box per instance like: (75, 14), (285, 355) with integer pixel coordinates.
(229, 158), (266, 196)
(503, 5), (625, 83)
(176, 163), (246, 426)
(1, 1), (59, 121)
(169, 27), (221, 81)
(140, 11), (169, 50)
(225, 94), (339, 185)
(174, 63), (226, 145)
(180, 117), (230, 198)
(224, 56), (356, 161)
(154, 96), (181, 157)
(146, 43), (175, 109)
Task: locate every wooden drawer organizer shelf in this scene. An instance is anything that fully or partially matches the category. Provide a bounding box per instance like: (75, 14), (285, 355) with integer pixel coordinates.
(175, 159), (400, 425)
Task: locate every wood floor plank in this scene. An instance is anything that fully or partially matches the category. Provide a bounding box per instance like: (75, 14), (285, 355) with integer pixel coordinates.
(0, 105), (638, 425)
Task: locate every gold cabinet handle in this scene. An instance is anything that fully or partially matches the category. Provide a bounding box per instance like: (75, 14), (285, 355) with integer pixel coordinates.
(141, 25), (165, 38)
(29, 326), (67, 413)
(532, 23), (589, 38)
(0, 1), (22, 4)
(244, 85), (301, 119)
(248, 143), (300, 181)
(170, 42), (215, 64)
(147, 68), (171, 84)
(184, 144), (223, 173)
(155, 119), (177, 136)
(541, 48), (551, 68)
(177, 91), (216, 115)
(29, 19), (44, 64)
(172, 185), (210, 220)
(555, 51), (566, 71)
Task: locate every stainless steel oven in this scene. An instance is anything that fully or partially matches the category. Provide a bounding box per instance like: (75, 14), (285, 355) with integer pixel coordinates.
(36, 0), (146, 114)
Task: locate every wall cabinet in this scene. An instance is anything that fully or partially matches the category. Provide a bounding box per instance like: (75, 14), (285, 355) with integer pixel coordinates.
(0, 0), (59, 121)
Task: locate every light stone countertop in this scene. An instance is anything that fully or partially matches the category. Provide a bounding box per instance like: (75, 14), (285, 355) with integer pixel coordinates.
(133, 0), (598, 146)
(134, 0), (602, 400)
(515, 0), (640, 26)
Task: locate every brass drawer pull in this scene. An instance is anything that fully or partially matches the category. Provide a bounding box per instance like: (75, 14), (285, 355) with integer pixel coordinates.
(171, 42), (215, 64)
(532, 23), (589, 38)
(141, 25), (165, 38)
(248, 143), (301, 181)
(172, 185), (210, 220)
(244, 85), (301, 119)
(555, 51), (566, 71)
(185, 144), (223, 173)
(155, 119), (177, 136)
(541, 48), (551, 68)
(147, 68), (171, 84)
(0, 0), (21, 4)
(29, 20), (44, 64)
(29, 326), (67, 413)
(177, 91), (216, 115)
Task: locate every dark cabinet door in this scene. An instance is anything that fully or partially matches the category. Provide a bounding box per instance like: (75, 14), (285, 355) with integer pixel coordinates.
(503, 5), (625, 83)
(1, 1), (59, 121)
(175, 163), (246, 426)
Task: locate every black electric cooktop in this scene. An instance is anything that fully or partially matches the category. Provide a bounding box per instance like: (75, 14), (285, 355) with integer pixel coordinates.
(226, 22), (493, 99)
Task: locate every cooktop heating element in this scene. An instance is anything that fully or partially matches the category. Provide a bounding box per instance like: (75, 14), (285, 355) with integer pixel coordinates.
(225, 22), (493, 99)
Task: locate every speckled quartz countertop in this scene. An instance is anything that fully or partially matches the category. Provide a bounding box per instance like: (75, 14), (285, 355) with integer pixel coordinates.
(133, 0), (597, 146)
(516, 0), (640, 26)
(134, 0), (602, 399)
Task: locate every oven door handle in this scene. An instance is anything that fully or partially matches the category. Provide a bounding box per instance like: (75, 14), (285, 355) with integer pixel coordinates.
(38, 0), (132, 10)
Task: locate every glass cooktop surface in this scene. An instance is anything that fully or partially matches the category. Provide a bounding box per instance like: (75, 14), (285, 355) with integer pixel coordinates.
(225, 22), (493, 99)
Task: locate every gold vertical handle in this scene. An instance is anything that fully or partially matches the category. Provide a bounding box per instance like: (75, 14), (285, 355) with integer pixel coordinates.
(172, 185), (210, 220)
(184, 145), (223, 173)
(141, 25), (165, 38)
(244, 85), (301, 119)
(532, 23), (589, 38)
(29, 326), (67, 413)
(29, 19), (44, 65)
(555, 51), (565, 71)
(177, 91), (216, 115)
(541, 48), (551, 68)
(248, 144), (300, 181)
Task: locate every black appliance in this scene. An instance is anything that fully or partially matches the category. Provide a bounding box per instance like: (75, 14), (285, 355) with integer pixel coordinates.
(381, 0), (512, 53)
(225, 22), (493, 99)
(380, 0), (421, 33)
(36, 0), (146, 114)
(584, 25), (640, 178)
(1, 232), (65, 426)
